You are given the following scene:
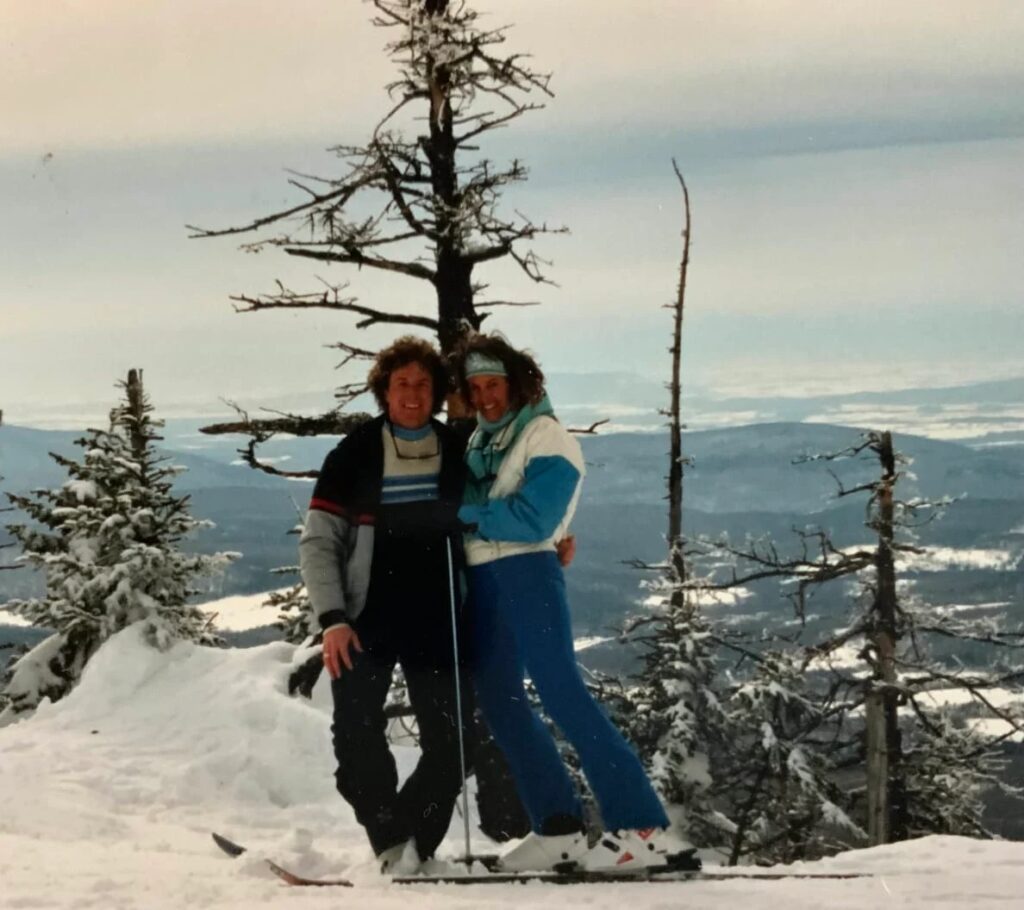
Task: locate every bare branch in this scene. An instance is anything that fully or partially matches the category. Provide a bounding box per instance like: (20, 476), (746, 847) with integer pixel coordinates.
(568, 419), (610, 436)
(325, 341), (378, 369)
(285, 246), (436, 283)
(456, 102), (545, 144)
(473, 299), (541, 309)
(232, 283), (438, 332)
(332, 383), (372, 408)
(234, 437), (320, 480)
(186, 174), (376, 240)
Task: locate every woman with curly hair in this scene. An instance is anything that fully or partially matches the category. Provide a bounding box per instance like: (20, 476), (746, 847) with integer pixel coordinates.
(451, 333), (679, 874)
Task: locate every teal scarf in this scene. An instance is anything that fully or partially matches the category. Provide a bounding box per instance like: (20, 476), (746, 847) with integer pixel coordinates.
(464, 395), (555, 506)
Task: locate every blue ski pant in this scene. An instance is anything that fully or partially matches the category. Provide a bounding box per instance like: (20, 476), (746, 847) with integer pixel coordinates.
(468, 550), (669, 833)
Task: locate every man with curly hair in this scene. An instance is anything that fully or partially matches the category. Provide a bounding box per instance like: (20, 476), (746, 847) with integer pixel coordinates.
(299, 335), (471, 875)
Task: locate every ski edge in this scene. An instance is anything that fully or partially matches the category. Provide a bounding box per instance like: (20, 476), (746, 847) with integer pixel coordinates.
(392, 869), (700, 885)
(391, 869), (871, 885)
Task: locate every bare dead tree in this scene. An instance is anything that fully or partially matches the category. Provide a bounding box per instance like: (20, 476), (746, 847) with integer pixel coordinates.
(665, 160), (691, 591)
(682, 430), (1024, 845)
(188, 6), (557, 836)
(613, 167), (735, 849)
(191, 0), (564, 468)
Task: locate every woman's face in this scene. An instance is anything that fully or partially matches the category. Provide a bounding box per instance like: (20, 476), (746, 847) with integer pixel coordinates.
(468, 374), (511, 424)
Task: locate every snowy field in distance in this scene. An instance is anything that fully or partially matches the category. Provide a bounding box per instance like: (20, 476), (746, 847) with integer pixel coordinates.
(1, 625), (1023, 909)
(201, 590), (283, 632)
(199, 591), (621, 656)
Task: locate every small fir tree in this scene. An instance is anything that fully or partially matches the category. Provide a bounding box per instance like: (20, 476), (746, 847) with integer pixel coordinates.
(0, 371), (235, 723)
(898, 705), (1012, 838)
(718, 648), (862, 864)
(625, 582), (728, 847)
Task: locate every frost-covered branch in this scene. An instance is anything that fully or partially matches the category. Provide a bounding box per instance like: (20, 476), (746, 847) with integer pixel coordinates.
(199, 402), (372, 478)
(191, 0), (563, 361)
(200, 406), (371, 440)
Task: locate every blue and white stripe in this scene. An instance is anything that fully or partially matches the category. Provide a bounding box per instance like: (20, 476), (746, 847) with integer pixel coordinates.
(381, 472), (440, 503)
(381, 423), (442, 504)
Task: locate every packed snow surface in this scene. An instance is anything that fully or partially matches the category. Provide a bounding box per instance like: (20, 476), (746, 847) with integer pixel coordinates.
(2, 625), (1023, 909)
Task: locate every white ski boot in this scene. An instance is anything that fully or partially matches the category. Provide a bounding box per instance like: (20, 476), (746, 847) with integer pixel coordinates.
(378, 839), (422, 875)
(496, 831), (590, 872)
(579, 828), (695, 872)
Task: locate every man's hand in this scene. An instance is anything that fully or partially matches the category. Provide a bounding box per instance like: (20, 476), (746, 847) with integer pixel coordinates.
(323, 624), (363, 680)
(556, 534), (576, 568)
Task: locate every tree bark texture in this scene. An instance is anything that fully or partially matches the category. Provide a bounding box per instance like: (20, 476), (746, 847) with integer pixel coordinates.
(866, 431), (903, 844)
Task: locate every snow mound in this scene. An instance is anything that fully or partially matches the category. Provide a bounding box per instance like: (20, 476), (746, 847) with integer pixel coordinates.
(2, 625), (1024, 908)
(31, 625), (331, 810)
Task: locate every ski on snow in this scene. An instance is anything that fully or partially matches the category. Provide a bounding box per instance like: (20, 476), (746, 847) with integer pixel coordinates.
(211, 832), (869, 887)
(391, 865), (870, 885)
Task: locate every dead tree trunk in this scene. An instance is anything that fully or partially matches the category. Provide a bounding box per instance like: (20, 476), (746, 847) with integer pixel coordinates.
(423, 0), (477, 352)
(667, 161), (691, 598)
(124, 369), (147, 462)
(865, 431), (904, 844)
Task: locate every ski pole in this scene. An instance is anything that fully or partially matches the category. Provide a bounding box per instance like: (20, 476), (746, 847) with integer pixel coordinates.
(445, 534), (472, 865)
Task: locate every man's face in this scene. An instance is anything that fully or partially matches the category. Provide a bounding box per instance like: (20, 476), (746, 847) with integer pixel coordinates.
(468, 374), (511, 424)
(385, 361), (434, 430)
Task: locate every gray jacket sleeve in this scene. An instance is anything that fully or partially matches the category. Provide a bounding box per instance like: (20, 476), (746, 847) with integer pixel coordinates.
(299, 508), (353, 630)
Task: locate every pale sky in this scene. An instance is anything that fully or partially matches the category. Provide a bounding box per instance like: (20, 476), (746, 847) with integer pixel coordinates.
(2, 0), (1022, 422)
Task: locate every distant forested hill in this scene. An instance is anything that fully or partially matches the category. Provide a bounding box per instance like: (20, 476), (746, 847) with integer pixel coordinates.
(3, 420), (1022, 640)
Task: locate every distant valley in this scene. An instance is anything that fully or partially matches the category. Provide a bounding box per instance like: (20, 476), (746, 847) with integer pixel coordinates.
(3, 375), (1023, 668)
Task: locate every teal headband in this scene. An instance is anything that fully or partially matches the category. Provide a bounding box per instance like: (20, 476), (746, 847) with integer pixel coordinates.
(464, 351), (508, 379)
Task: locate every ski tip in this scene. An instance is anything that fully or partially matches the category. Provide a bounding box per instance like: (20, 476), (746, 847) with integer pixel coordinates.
(211, 832), (247, 857)
(267, 860), (304, 885)
(267, 860), (354, 888)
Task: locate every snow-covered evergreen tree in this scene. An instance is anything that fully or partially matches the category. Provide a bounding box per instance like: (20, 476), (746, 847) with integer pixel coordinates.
(718, 648), (862, 864)
(625, 582), (728, 847)
(249, 519), (325, 696)
(900, 705), (1005, 837)
(0, 371), (235, 724)
(266, 578), (311, 640)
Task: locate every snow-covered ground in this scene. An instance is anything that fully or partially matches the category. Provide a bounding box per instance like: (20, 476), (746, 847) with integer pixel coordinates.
(2, 626), (1023, 908)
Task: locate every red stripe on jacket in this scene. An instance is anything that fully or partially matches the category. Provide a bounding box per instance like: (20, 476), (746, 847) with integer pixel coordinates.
(309, 498), (375, 525)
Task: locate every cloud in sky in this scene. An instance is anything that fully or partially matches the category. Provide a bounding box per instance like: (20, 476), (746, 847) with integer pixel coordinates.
(4, 0), (1022, 152)
(1, 0), (382, 152)
(1, 1), (1022, 418)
